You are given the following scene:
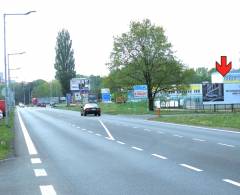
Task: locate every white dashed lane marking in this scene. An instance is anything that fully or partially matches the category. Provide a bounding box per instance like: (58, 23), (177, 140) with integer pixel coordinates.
(117, 141), (126, 145)
(95, 133), (102, 136)
(131, 146), (143, 151)
(88, 130), (93, 134)
(180, 164), (203, 172)
(34, 169), (48, 177)
(40, 185), (57, 195)
(173, 134), (183, 138)
(192, 138), (206, 142)
(152, 153), (168, 160)
(31, 158), (42, 164)
(223, 179), (240, 187)
(218, 143), (235, 148)
(144, 129), (151, 132)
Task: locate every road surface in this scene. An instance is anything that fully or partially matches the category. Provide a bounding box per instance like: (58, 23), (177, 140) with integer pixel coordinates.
(0, 107), (239, 195)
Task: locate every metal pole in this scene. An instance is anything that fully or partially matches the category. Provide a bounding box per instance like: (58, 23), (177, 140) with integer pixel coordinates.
(7, 54), (11, 112)
(3, 14), (9, 127)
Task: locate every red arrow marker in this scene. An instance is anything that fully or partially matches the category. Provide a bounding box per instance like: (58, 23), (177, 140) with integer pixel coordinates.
(216, 56), (232, 77)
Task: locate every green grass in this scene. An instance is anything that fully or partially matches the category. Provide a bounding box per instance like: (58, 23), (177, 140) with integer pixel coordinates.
(99, 102), (153, 115)
(152, 112), (240, 130)
(0, 112), (14, 160)
(55, 103), (81, 112)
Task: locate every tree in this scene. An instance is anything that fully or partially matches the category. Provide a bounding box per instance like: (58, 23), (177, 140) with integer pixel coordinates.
(108, 19), (186, 111)
(54, 29), (76, 96)
(31, 81), (50, 98)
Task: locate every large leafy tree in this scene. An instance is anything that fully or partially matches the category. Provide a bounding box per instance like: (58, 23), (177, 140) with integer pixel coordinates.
(54, 29), (76, 95)
(108, 19), (186, 111)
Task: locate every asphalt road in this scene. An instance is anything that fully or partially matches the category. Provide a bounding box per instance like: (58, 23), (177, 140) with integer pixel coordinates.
(0, 107), (239, 195)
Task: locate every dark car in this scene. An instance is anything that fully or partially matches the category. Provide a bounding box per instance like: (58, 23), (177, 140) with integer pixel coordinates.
(81, 103), (101, 116)
(37, 103), (46, 107)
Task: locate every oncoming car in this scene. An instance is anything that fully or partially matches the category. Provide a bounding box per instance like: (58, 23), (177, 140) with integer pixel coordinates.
(81, 103), (101, 116)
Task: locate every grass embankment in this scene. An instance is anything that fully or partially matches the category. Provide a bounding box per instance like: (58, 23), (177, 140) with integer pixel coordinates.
(0, 112), (14, 160)
(55, 102), (240, 130)
(153, 112), (240, 131)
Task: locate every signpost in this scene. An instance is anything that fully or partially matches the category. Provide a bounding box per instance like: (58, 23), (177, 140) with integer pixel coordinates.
(101, 88), (111, 103)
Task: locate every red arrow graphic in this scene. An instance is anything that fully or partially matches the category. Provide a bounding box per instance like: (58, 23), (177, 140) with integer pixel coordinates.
(216, 56), (232, 77)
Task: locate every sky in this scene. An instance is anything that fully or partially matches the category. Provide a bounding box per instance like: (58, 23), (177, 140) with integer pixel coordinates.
(1, 0), (240, 82)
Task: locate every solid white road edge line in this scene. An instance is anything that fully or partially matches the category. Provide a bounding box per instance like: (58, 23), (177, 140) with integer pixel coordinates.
(223, 179), (240, 187)
(151, 153), (168, 160)
(31, 158), (42, 164)
(40, 185), (57, 195)
(180, 164), (203, 172)
(131, 146), (143, 151)
(218, 143), (235, 147)
(17, 111), (38, 155)
(99, 119), (115, 140)
(34, 169), (47, 177)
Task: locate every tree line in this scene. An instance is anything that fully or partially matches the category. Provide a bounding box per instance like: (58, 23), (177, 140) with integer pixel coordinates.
(2, 19), (213, 109)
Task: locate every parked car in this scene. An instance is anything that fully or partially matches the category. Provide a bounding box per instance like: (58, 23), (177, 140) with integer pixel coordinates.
(81, 103), (101, 116)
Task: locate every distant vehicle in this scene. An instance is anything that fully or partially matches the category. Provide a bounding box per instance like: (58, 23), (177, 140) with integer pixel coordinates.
(37, 103), (46, 107)
(19, 103), (25, 108)
(81, 103), (101, 116)
(0, 110), (3, 120)
(32, 98), (38, 105)
(0, 100), (5, 116)
(50, 102), (56, 108)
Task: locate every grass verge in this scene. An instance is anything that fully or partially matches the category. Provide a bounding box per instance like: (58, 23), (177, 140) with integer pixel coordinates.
(152, 112), (240, 131)
(0, 112), (14, 160)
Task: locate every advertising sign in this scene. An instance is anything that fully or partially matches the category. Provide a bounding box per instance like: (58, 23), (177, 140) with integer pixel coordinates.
(70, 78), (90, 91)
(133, 85), (148, 99)
(203, 83), (240, 104)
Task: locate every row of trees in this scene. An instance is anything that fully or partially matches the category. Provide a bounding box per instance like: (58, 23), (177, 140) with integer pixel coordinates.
(53, 20), (214, 111)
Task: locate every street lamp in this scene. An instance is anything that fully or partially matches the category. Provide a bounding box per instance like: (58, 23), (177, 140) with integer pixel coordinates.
(8, 52), (25, 112)
(3, 11), (36, 126)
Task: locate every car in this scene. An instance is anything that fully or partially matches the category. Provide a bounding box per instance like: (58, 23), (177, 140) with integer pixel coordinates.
(37, 103), (46, 107)
(81, 103), (101, 116)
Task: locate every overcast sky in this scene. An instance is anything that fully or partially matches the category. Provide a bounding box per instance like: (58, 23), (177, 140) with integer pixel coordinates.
(1, 0), (240, 82)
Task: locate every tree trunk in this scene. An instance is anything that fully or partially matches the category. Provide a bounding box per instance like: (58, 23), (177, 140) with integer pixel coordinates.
(147, 86), (154, 111)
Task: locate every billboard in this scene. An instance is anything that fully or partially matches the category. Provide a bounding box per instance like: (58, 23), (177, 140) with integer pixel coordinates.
(203, 83), (240, 104)
(133, 85), (148, 99)
(70, 78), (90, 91)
